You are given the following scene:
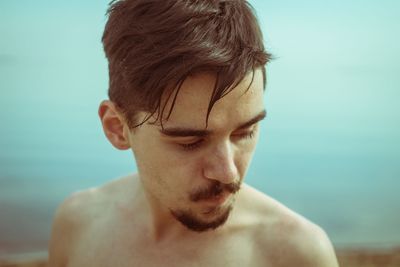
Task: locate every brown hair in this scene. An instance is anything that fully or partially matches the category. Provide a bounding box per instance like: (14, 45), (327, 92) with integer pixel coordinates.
(102, 0), (272, 128)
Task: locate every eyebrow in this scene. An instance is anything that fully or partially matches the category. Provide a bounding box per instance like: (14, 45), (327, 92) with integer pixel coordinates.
(159, 109), (267, 137)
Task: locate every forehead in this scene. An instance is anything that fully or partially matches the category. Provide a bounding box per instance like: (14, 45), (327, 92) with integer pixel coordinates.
(150, 68), (265, 130)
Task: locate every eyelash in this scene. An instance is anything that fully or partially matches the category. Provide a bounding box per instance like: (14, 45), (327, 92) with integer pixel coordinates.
(180, 139), (205, 151)
(179, 130), (256, 151)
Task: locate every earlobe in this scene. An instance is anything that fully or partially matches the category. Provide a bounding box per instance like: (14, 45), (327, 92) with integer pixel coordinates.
(98, 100), (131, 150)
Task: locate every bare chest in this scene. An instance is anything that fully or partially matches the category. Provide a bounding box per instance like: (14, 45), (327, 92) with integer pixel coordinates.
(69, 224), (265, 267)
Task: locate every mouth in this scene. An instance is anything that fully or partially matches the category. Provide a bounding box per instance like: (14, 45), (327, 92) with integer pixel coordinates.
(190, 181), (241, 203)
(200, 191), (230, 206)
(200, 193), (234, 216)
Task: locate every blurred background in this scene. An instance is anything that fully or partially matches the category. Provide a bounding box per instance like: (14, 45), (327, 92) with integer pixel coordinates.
(1, 0), (399, 257)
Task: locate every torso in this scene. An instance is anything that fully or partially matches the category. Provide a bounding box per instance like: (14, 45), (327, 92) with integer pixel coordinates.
(56, 174), (336, 267)
(70, 223), (262, 266)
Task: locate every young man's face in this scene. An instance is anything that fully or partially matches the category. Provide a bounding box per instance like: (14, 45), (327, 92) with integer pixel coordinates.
(127, 68), (265, 232)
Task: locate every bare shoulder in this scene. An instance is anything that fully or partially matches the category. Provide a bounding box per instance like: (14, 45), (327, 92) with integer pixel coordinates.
(48, 174), (136, 266)
(238, 184), (339, 267)
(48, 188), (95, 266)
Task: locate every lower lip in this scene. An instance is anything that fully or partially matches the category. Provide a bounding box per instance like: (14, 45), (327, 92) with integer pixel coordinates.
(201, 193), (229, 205)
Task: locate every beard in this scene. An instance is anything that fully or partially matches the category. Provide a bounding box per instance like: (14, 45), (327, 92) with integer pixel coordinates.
(170, 204), (233, 232)
(170, 180), (241, 232)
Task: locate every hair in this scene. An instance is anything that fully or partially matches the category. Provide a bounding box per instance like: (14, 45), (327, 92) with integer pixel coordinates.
(102, 0), (272, 128)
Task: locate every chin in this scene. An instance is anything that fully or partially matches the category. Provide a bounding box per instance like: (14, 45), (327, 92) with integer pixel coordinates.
(171, 204), (233, 232)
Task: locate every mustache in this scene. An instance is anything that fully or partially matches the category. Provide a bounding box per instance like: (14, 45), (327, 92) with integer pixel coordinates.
(189, 181), (241, 202)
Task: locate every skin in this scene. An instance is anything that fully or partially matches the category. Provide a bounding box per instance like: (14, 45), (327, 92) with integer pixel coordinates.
(48, 69), (339, 267)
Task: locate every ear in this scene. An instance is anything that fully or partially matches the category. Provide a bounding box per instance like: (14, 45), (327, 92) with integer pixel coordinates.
(98, 100), (131, 150)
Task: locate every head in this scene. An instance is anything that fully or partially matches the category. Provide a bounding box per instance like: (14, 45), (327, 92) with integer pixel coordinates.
(100, 0), (271, 232)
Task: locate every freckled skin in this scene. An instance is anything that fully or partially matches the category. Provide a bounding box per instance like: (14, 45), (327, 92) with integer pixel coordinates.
(48, 69), (339, 267)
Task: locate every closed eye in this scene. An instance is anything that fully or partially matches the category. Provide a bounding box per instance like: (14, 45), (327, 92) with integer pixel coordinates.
(179, 129), (256, 151)
(179, 139), (205, 151)
(232, 129), (256, 140)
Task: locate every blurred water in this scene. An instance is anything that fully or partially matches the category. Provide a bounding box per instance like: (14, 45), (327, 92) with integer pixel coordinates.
(1, 0), (400, 255)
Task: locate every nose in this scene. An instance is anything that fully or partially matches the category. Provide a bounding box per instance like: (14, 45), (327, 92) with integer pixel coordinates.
(203, 141), (238, 184)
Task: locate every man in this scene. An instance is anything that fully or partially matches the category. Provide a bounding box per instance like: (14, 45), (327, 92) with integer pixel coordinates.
(49, 0), (339, 266)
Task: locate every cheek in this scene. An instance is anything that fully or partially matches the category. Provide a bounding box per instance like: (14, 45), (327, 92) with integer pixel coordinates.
(138, 147), (202, 194)
(236, 151), (252, 176)
(236, 139), (259, 174)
